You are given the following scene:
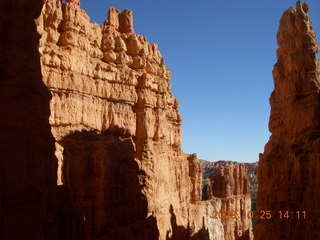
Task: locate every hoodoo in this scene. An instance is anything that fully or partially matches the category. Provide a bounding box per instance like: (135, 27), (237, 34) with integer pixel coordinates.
(37, 0), (202, 239)
(0, 0), (255, 239)
(36, 0), (252, 239)
(255, 1), (320, 239)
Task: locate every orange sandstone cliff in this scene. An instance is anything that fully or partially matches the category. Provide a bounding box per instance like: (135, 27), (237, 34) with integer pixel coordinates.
(211, 163), (251, 240)
(38, 1), (195, 239)
(35, 0), (253, 239)
(0, 0), (253, 239)
(255, 1), (320, 239)
(37, 0), (203, 239)
(201, 161), (253, 240)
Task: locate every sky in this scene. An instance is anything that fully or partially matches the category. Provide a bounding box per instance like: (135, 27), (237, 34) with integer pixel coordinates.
(78, 0), (320, 163)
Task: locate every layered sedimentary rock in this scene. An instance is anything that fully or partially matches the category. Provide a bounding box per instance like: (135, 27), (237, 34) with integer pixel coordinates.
(211, 163), (252, 240)
(37, 1), (202, 239)
(200, 160), (258, 204)
(0, 0), (57, 239)
(200, 161), (253, 240)
(255, 1), (320, 239)
(243, 162), (258, 224)
(243, 162), (258, 201)
(37, 1), (253, 239)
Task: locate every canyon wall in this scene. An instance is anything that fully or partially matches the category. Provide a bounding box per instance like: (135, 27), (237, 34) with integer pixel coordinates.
(36, 0), (253, 239)
(200, 161), (253, 240)
(255, 1), (320, 239)
(37, 1), (202, 239)
(211, 163), (252, 240)
(0, 0), (57, 239)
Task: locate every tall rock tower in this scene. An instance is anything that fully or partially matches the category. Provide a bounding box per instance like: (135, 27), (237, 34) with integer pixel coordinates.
(255, 1), (320, 239)
(37, 0), (202, 239)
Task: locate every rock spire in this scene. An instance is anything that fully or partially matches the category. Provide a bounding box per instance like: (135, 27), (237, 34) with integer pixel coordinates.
(255, 1), (320, 239)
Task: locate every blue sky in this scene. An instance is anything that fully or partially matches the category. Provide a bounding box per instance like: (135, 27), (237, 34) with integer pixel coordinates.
(79, 0), (320, 162)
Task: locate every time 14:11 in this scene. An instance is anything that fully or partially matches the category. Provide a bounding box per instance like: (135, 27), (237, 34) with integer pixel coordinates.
(278, 211), (306, 219)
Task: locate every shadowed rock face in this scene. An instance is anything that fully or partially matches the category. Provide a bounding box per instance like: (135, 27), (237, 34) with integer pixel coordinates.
(255, 1), (320, 239)
(61, 130), (159, 239)
(0, 0), (57, 239)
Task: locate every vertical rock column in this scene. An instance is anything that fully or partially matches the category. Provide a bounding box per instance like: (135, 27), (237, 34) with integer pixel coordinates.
(0, 0), (57, 239)
(211, 163), (252, 240)
(255, 1), (320, 239)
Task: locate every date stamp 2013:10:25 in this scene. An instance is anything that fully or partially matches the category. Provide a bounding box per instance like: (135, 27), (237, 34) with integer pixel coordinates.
(210, 210), (307, 220)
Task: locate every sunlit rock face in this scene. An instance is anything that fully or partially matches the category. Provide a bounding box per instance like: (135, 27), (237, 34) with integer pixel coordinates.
(0, 0), (57, 239)
(37, 1), (202, 239)
(255, 1), (320, 240)
(37, 0), (253, 239)
(200, 161), (253, 240)
(211, 163), (252, 240)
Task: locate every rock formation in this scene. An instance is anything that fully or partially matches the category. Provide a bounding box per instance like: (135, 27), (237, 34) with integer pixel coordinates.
(243, 162), (258, 228)
(0, 0), (57, 239)
(255, 1), (320, 239)
(200, 161), (253, 239)
(200, 160), (258, 204)
(37, 1), (203, 239)
(36, 0), (253, 239)
(0, 0), (255, 239)
(211, 163), (252, 240)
